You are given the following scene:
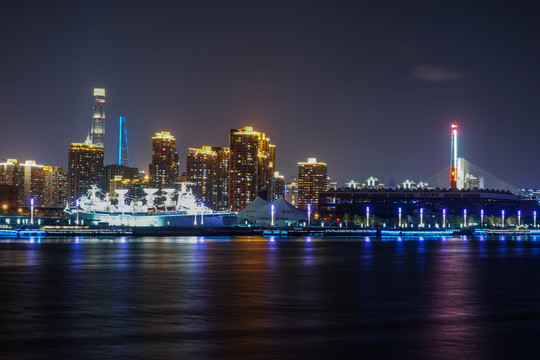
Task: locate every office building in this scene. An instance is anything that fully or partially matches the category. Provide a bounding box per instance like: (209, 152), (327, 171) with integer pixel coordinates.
(228, 126), (275, 211)
(149, 131), (179, 188)
(298, 158), (327, 210)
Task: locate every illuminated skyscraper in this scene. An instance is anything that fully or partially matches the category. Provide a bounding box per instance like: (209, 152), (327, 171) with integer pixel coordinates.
(228, 126), (275, 211)
(450, 123), (458, 190)
(269, 171), (285, 200)
(187, 146), (218, 206)
(2, 159), (67, 207)
(298, 158), (327, 210)
(186, 146), (230, 210)
(68, 141), (105, 203)
(214, 146), (230, 210)
(91, 88), (106, 148)
(149, 131), (179, 188)
(0, 159), (21, 188)
(43, 166), (68, 208)
(19, 160), (44, 207)
(118, 116), (129, 166)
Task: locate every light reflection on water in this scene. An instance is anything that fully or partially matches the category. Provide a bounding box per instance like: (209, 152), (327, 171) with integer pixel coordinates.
(0, 235), (540, 359)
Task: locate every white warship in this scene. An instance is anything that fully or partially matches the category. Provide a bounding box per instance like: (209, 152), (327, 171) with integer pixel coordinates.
(65, 184), (237, 227)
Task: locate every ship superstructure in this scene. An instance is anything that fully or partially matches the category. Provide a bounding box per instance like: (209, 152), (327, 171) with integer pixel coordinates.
(65, 183), (236, 227)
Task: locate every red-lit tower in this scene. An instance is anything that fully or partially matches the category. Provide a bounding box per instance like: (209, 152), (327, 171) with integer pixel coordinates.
(450, 124), (458, 190)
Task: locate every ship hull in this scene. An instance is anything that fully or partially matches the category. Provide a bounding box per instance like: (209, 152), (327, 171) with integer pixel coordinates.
(70, 211), (237, 227)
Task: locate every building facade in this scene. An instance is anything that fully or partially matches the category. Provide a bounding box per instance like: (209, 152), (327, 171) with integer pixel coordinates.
(2, 159), (68, 207)
(186, 146), (230, 210)
(285, 182), (299, 207)
(44, 166), (69, 208)
(104, 164), (139, 193)
(19, 160), (44, 207)
(269, 171), (285, 201)
(149, 131), (179, 188)
(228, 127), (275, 211)
(318, 188), (537, 227)
(186, 146), (218, 207)
(298, 158), (327, 210)
(68, 142), (105, 203)
(91, 88), (106, 148)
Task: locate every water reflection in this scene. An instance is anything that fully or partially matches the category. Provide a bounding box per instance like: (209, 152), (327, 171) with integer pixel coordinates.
(425, 240), (488, 359)
(1, 236), (540, 359)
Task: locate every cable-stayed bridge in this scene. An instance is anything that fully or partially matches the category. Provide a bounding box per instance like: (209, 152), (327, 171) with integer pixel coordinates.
(427, 157), (520, 195)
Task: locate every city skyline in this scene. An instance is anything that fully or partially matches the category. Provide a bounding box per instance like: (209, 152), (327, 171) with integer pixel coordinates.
(1, 2), (540, 187)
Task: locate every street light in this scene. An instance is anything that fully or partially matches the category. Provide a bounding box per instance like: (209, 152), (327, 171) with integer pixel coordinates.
(501, 210), (505, 228)
(442, 209), (446, 228)
(75, 199), (80, 225)
(398, 207), (402, 228)
(366, 206), (370, 227)
(518, 210), (521, 227)
(271, 204), (275, 227)
(534, 211), (537, 228)
(30, 198), (35, 226)
(307, 204), (312, 227)
(463, 209), (467, 228)
(420, 208), (424, 228)
(480, 209), (484, 227)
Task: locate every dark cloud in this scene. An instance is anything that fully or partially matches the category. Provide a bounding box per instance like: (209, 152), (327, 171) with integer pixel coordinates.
(413, 65), (462, 82)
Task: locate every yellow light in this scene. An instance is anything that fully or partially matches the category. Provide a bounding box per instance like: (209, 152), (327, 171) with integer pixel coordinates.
(2, 204), (7, 210)
(153, 131), (175, 140)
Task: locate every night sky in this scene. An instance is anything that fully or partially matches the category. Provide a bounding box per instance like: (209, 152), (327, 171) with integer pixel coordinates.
(1, 1), (539, 187)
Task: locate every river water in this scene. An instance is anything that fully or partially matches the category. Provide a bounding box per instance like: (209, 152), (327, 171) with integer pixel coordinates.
(1, 235), (540, 359)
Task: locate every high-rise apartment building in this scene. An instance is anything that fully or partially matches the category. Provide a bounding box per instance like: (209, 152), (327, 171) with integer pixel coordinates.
(186, 146), (229, 210)
(149, 131), (179, 188)
(91, 88), (106, 148)
(214, 146), (230, 210)
(44, 166), (68, 208)
(186, 146), (218, 207)
(269, 171), (285, 201)
(0, 159), (21, 188)
(19, 160), (44, 206)
(1, 159), (68, 207)
(229, 126), (275, 211)
(68, 141), (105, 203)
(298, 158), (327, 210)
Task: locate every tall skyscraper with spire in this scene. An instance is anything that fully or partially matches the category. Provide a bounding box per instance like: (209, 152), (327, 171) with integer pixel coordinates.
(118, 116), (129, 166)
(91, 88), (106, 148)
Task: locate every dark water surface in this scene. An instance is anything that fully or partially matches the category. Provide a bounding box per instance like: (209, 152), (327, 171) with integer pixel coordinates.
(1, 236), (540, 359)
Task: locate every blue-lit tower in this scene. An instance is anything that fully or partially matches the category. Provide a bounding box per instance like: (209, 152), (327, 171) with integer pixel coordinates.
(118, 116), (129, 166)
